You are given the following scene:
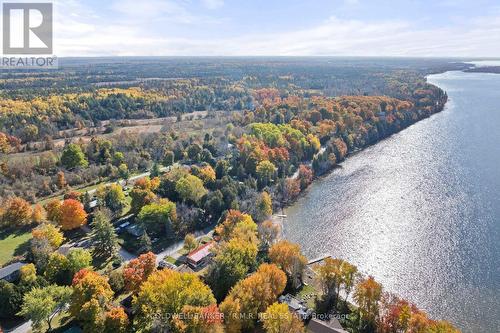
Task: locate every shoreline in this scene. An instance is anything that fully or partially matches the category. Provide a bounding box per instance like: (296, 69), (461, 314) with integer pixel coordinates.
(276, 70), (500, 332)
(276, 76), (450, 216)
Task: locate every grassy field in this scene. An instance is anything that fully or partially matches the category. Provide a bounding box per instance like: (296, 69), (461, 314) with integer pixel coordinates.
(295, 284), (319, 309)
(0, 229), (32, 266)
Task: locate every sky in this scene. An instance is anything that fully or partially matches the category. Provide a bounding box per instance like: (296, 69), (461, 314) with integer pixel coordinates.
(46, 0), (500, 57)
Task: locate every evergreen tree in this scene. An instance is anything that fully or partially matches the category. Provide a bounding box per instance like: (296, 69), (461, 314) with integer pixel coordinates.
(90, 209), (119, 259)
(139, 231), (152, 253)
(150, 163), (161, 178)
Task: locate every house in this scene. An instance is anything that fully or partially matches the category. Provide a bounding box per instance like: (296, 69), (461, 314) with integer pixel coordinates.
(126, 224), (144, 237)
(306, 317), (349, 333)
(120, 295), (134, 315)
(57, 243), (74, 255)
(87, 199), (98, 211)
(278, 293), (348, 333)
(278, 294), (313, 320)
(186, 242), (215, 269)
(0, 262), (27, 282)
(177, 264), (194, 274)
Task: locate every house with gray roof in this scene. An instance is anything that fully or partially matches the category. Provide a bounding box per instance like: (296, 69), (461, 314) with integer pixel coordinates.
(0, 262), (27, 282)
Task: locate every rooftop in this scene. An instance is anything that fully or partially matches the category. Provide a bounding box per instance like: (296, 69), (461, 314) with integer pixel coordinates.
(279, 294), (313, 320)
(0, 262), (26, 279)
(307, 317), (349, 333)
(187, 242), (214, 263)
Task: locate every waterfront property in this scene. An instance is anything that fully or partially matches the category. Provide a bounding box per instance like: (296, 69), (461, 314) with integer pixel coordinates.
(307, 317), (349, 333)
(278, 294), (313, 319)
(278, 293), (349, 333)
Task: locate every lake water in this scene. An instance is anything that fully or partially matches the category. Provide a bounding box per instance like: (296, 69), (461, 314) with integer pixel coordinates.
(284, 71), (500, 332)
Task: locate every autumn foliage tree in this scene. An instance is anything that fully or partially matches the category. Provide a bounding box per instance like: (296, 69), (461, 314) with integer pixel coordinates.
(32, 223), (64, 249)
(45, 199), (62, 223)
(208, 237), (258, 301)
(258, 220), (280, 250)
(130, 186), (157, 214)
(137, 199), (177, 236)
(133, 269), (216, 332)
(298, 164), (313, 190)
(220, 263), (287, 332)
(123, 252), (157, 292)
(378, 292), (460, 333)
(209, 210), (259, 300)
(31, 204), (46, 224)
(197, 165), (216, 186)
(56, 199), (88, 230)
(173, 304), (224, 333)
(1, 196), (33, 228)
(316, 258), (359, 310)
(256, 160), (276, 188)
(175, 174), (208, 205)
(255, 191), (273, 222)
(261, 302), (305, 333)
(104, 307), (129, 333)
(19, 264), (37, 285)
(215, 210), (254, 242)
(277, 179), (300, 205)
(70, 269), (114, 329)
(354, 275), (382, 330)
(269, 240), (307, 290)
(56, 171), (67, 189)
(96, 184), (127, 217)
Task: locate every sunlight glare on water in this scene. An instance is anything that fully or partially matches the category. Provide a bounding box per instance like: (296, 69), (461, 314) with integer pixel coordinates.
(284, 71), (500, 333)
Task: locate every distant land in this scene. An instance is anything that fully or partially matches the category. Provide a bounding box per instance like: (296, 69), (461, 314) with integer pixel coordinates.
(465, 66), (500, 74)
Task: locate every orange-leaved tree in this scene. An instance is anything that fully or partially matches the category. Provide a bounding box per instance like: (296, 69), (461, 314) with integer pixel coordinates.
(1, 196), (32, 227)
(58, 199), (87, 230)
(123, 252), (157, 292)
(104, 307), (129, 333)
(220, 263), (287, 332)
(269, 240), (307, 290)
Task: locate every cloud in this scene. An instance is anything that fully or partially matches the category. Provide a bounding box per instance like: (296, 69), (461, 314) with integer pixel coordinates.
(52, 0), (500, 57)
(109, 0), (197, 24)
(201, 0), (224, 9)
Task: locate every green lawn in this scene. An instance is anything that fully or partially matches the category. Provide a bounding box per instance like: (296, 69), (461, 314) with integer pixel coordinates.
(164, 255), (180, 265)
(294, 284), (319, 309)
(0, 230), (32, 266)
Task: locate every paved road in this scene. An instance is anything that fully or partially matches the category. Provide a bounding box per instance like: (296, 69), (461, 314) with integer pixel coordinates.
(85, 166), (170, 196)
(119, 247), (137, 262)
(117, 227), (214, 264)
(155, 228), (214, 264)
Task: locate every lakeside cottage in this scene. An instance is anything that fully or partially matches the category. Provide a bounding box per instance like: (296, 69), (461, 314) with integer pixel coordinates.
(278, 294), (313, 320)
(278, 294), (349, 333)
